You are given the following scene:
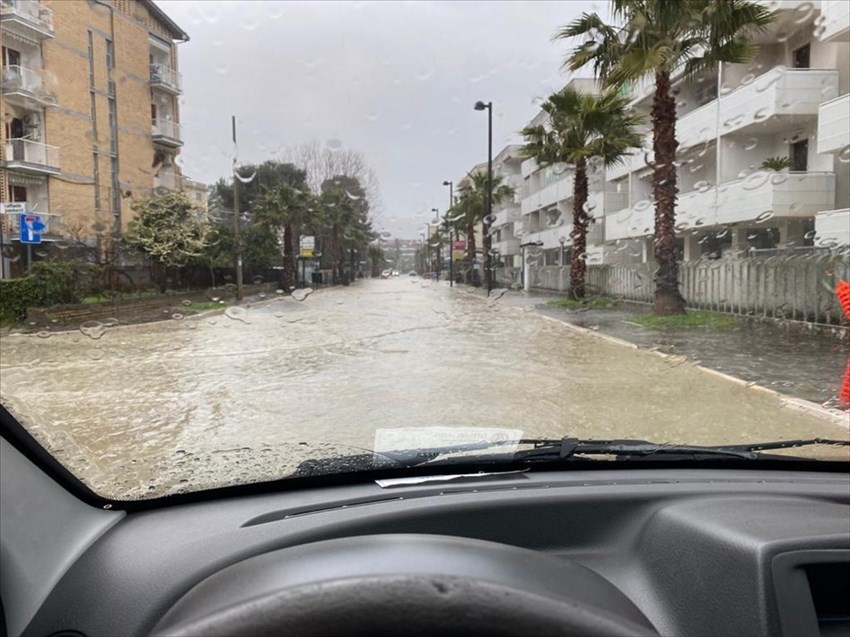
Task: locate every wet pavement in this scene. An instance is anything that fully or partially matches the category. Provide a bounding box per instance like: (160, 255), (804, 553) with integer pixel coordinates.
(487, 289), (849, 408)
(1, 278), (848, 500)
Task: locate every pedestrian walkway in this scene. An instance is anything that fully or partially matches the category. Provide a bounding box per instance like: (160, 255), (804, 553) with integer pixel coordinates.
(475, 285), (849, 409)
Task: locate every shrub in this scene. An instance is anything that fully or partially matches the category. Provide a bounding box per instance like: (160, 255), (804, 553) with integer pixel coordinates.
(0, 261), (97, 323)
(0, 277), (43, 323)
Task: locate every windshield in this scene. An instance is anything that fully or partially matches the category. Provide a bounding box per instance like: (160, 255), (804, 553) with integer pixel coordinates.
(0, 0), (848, 501)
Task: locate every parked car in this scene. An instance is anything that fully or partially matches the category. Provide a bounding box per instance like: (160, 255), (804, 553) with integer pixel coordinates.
(381, 269), (391, 279)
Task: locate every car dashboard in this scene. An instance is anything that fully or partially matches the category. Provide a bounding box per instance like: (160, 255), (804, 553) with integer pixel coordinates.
(1, 437), (849, 636)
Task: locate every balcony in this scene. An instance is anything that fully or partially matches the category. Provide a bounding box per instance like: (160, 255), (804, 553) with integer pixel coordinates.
(817, 93), (850, 155)
(150, 63), (182, 95)
(610, 68), (840, 179)
(520, 173), (574, 215)
(151, 118), (183, 147)
(721, 68), (836, 135)
(1, 65), (56, 108)
(818, 0), (850, 42)
(606, 149), (652, 181)
(493, 237), (521, 256)
(0, 0), (53, 39)
(154, 170), (181, 190)
(814, 208), (850, 248)
(524, 227), (568, 250)
(2, 138), (60, 175)
(605, 171), (836, 241)
(492, 204), (521, 227)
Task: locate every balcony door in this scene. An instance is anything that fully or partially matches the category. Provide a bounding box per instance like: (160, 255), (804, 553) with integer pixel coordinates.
(790, 139), (808, 172)
(792, 43), (810, 69)
(4, 117), (25, 139)
(2, 46), (21, 67)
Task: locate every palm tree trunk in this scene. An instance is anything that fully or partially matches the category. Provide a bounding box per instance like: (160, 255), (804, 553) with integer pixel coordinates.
(282, 222), (295, 292)
(466, 222), (478, 284)
(570, 158), (589, 300)
(652, 70), (686, 315)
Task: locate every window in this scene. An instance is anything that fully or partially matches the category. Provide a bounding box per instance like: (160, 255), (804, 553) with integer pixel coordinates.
(792, 43), (810, 69)
(8, 185), (27, 203)
(790, 139), (808, 171)
(1, 46), (21, 67)
(89, 91), (98, 140)
(93, 153), (101, 211)
(4, 118), (24, 139)
(106, 39), (114, 69)
(87, 30), (95, 86)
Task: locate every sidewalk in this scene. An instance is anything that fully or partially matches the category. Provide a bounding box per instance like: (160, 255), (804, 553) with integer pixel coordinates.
(463, 284), (849, 409)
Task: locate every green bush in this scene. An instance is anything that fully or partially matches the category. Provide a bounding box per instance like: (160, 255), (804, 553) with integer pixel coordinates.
(0, 261), (97, 323)
(0, 276), (43, 323)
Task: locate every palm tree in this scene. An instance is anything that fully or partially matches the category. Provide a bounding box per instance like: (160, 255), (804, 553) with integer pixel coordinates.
(253, 183), (315, 291)
(522, 85), (643, 299)
(559, 0), (775, 313)
(452, 172), (515, 285)
(320, 176), (373, 284)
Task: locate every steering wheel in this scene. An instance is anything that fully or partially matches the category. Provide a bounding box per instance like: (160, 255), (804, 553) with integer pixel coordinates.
(152, 534), (658, 637)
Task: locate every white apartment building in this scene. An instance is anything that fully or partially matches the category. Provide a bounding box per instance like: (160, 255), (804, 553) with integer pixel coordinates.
(508, 1), (849, 274)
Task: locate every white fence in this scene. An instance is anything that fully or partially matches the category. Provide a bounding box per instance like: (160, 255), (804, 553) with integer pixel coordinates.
(497, 253), (850, 325)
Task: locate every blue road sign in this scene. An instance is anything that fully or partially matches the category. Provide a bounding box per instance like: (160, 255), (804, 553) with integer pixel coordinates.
(20, 214), (45, 245)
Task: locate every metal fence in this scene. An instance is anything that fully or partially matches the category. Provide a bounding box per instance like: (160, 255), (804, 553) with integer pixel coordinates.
(502, 253), (850, 325)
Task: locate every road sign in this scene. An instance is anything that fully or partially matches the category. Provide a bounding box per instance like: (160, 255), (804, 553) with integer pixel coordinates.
(0, 202), (26, 216)
(20, 214), (46, 244)
(300, 235), (315, 258)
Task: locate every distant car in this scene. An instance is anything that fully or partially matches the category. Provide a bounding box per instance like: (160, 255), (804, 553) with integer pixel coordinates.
(381, 270), (392, 279)
(392, 270), (400, 277)
(408, 271), (417, 277)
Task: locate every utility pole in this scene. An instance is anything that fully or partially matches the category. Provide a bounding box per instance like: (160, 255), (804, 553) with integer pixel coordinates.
(232, 115), (244, 301)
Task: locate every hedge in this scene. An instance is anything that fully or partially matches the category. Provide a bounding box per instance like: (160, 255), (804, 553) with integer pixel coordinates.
(0, 261), (96, 323)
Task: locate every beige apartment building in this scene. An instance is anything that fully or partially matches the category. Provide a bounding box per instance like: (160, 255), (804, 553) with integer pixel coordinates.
(1, 0), (193, 277)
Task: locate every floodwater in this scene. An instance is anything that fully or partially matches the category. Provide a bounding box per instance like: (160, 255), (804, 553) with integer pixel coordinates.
(1, 278), (847, 500)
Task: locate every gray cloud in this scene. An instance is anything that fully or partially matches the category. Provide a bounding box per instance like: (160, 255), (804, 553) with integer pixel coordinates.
(158, 0), (603, 237)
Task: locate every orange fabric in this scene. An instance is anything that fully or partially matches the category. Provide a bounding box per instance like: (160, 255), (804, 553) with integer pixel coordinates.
(837, 281), (850, 406)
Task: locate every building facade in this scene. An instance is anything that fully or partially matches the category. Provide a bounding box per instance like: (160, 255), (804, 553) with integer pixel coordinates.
(485, 1), (849, 279)
(1, 0), (192, 277)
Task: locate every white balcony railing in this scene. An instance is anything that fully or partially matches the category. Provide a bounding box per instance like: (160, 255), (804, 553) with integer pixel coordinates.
(521, 173), (574, 215)
(0, 0), (54, 37)
(818, 0), (850, 42)
(150, 63), (182, 94)
(605, 171), (836, 241)
(3, 138), (60, 171)
(814, 208), (850, 248)
(1, 64), (55, 105)
(524, 227), (568, 250)
(154, 170), (180, 190)
(818, 93), (850, 155)
(608, 67), (839, 179)
(151, 118), (182, 144)
(494, 237), (521, 256)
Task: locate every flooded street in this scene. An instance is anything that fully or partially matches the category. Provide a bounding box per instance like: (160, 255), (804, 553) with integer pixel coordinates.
(1, 278), (848, 500)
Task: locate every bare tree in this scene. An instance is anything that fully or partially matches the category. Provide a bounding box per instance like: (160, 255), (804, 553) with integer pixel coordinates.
(285, 140), (383, 221)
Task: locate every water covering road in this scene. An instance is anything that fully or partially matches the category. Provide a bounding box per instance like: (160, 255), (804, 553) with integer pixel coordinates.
(1, 277), (847, 500)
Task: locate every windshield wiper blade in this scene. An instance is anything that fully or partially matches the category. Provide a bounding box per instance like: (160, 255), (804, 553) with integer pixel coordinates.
(380, 437), (850, 468)
(292, 437), (849, 477)
(514, 437), (850, 463)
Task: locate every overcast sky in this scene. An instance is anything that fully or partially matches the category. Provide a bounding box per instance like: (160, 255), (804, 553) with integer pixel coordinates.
(157, 0), (603, 239)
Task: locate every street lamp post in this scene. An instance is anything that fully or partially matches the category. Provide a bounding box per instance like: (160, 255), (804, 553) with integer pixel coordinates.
(431, 207), (440, 281)
(442, 180), (453, 287)
(474, 100), (493, 297)
(231, 115), (244, 301)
